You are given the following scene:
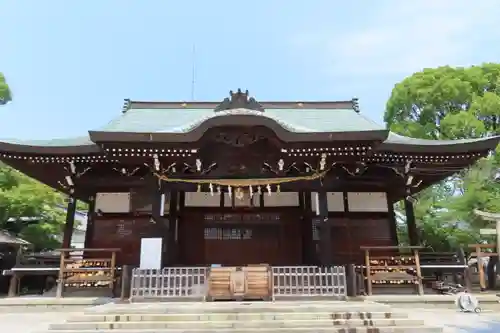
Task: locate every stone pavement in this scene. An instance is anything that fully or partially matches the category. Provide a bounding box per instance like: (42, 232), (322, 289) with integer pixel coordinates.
(0, 312), (79, 333)
(390, 304), (500, 333)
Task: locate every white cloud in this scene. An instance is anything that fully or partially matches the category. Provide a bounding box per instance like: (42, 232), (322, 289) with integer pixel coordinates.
(292, 1), (500, 76)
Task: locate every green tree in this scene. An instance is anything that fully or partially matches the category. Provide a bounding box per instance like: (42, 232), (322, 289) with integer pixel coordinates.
(385, 63), (500, 250)
(0, 162), (66, 250)
(0, 75), (73, 250)
(0, 73), (12, 105)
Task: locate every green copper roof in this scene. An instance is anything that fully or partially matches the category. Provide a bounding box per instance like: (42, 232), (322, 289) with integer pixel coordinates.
(96, 107), (384, 133)
(380, 132), (500, 153)
(0, 136), (94, 147)
(0, 98), (498, 155)
(0, 135), (99, 154)
(384, 132), (496, 146)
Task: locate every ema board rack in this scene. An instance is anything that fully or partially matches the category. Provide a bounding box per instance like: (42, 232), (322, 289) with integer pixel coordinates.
(360, 245), (424, 295)
(56, 248), (120, 297)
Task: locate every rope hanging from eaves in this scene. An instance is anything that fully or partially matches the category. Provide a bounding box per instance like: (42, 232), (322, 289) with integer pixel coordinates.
(152, 170), (328, 187)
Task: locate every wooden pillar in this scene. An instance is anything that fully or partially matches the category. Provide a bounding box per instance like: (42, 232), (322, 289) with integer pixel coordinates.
(404, 198), (419, 246)
(220, 189), (225, 207)
(83, 197), (96, 249)
(177, 191), (185, 264)
(387, 197), (399, 246)
(151, 181), (163, 221)
(178, 191), (185, 213)
(152, 181), (170, 267)
(318, 191), (332, 266)
(168, 190), (178, 265)
(298, 191), (305, 264)
(300, 192), (313, 265)
(62, 196), (77, 249)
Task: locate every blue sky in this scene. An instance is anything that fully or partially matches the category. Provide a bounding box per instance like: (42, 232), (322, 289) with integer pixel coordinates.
(1, 0), (499, 140)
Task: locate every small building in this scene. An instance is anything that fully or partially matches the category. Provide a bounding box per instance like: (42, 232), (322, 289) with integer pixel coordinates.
(0, 90), (498, 267)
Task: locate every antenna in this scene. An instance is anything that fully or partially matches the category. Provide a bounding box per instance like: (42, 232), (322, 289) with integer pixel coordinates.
(190, 44), (196, 101)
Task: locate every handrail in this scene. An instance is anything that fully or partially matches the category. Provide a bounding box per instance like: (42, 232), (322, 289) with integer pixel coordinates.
(360, 245), (424, 250)
(56, 248), (121, 252)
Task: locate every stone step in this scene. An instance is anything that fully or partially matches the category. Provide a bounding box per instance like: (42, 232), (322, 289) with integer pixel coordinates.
(49, 319), (427, 330)
(87, 301), (391, 315)
(44, 301), (443, 332)
(41, 326), (444, 333)
(67, 311), (408, 322)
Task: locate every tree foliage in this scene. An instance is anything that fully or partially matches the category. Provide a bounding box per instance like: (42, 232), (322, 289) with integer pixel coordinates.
(0, 73), (12, 105)
(385, 63), (500, 251)
(0, 162), (66, 250)
(0, 74), (85, 251)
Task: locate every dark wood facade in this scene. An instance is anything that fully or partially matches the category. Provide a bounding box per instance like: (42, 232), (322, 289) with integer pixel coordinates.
(1, 90), (498, 267)
(84, 204), (395, 267)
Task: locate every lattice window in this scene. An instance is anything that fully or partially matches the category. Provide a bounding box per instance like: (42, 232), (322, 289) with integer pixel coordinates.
(312, 218), (320, 241)
(203, 213), (281, 223)
(204, 227), (253, 240)
(204, 227), (219, 240)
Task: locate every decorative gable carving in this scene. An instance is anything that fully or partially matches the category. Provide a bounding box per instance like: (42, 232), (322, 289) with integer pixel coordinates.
(214, 89), (264, 112)
(213, 129), (266, 148)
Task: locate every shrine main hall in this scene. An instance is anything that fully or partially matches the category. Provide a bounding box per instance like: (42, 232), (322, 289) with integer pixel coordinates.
(1, 90), (498, 267)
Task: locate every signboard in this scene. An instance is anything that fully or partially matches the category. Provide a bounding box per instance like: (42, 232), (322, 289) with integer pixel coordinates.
(140, 237), (162, 269)
(95, 192), (131, 213)
(480, 229), (497, 235)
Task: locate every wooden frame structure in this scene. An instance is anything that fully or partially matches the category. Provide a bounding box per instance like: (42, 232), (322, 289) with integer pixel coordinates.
(469, 244), (498, 291)
(0, 90), (498, 271)
(55, 248), (119, 297)
(362, 245), (424, 295)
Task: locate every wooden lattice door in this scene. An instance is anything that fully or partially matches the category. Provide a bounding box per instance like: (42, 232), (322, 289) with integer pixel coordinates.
(204, 225), (282, 265)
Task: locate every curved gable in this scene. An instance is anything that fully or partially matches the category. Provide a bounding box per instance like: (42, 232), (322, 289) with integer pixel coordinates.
(89, 106), (388, 143)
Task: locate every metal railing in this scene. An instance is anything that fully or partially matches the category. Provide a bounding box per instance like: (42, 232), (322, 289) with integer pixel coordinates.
(272, 265), (346, 299)
(130, 267), (208, 300)
(130, 265), (346, 300)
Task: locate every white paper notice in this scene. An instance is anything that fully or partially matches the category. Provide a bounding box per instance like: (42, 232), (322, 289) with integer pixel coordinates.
(140, 237), (162, 269)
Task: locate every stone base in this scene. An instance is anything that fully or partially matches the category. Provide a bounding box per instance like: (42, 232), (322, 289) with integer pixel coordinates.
(0, 296), (112, 313)
(44, 301), (444, 333)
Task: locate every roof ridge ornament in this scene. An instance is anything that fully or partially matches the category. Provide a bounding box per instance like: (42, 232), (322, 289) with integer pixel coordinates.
(352, 97), (360, 113)
(214, 89), (264, 113)
(122, 99), (131, 113)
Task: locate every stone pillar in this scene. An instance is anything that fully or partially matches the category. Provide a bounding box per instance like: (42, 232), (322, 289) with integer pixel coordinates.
(62, 196), (77, 249)
(404, 198), (419, 246)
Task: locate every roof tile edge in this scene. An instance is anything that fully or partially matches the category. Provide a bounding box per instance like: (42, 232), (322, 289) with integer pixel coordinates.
(124, 100), (358, 110)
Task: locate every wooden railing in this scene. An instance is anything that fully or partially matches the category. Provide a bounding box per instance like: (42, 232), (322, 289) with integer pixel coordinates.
(56, 248), (120, 297)
(129, 265), (347, 301)
(419, 249), (471, 292)
(361, 245), (424, 296)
